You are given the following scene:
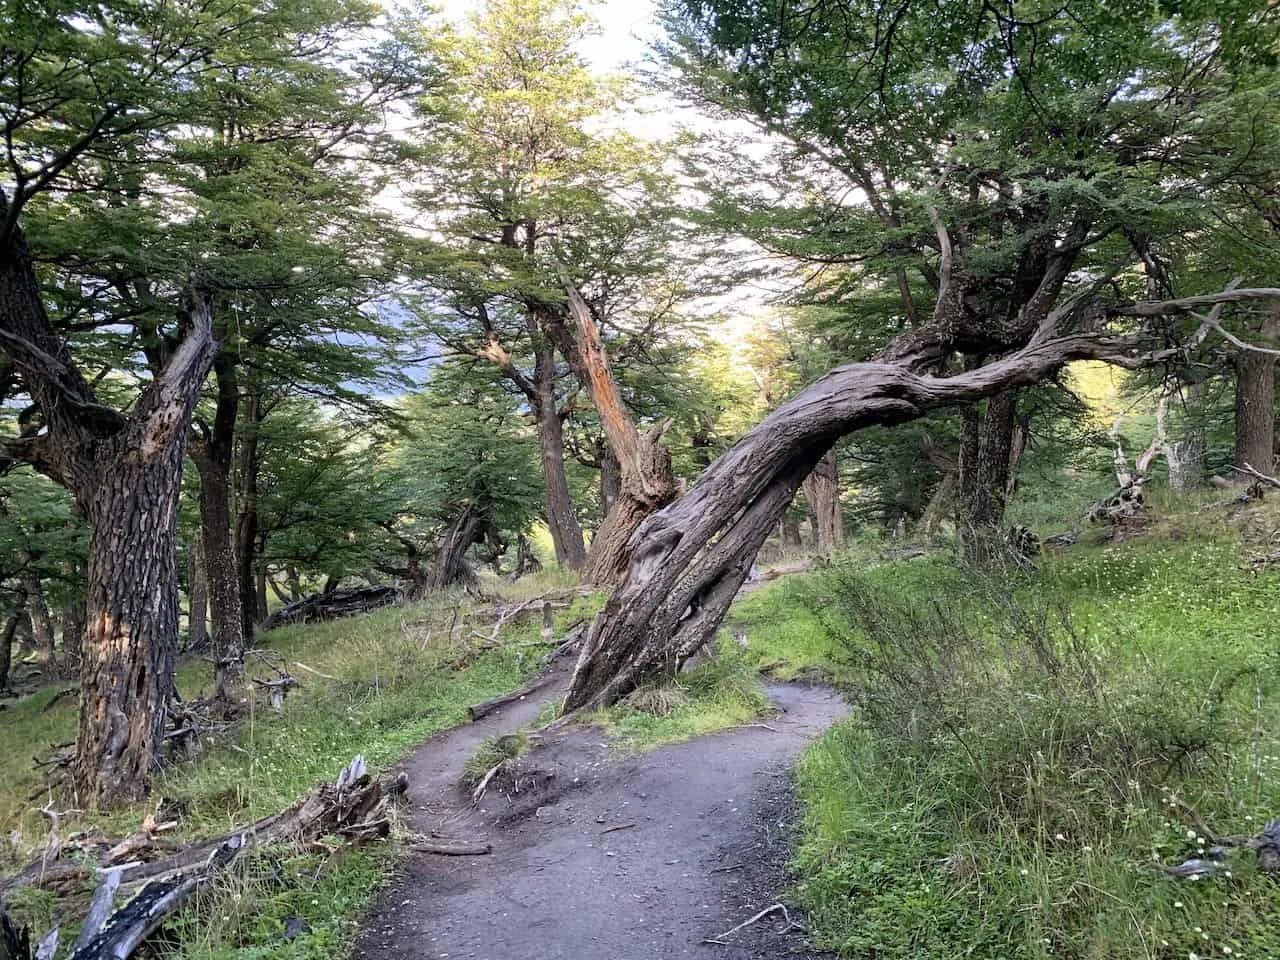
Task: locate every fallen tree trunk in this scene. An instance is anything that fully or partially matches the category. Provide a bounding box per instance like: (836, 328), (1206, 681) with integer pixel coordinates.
(562, 286), (1280, 714)
(260, 586), (401, 631)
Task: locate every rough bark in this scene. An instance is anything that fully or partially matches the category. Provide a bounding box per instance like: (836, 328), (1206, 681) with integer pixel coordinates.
(0, 611), (19, 692)
(549, 288), (678, 585)
(191, 355), (245, 701)
(1233, 306), (1278, 474)
(801, 449), (844, 553)
(22, 575), (55, 674)
(185, 539), (207, 653)
(427, 504), (487, 590)
(1, 217), (216, 805)
(234, 386), (262, 641)
(563, 315), (1199, 714)
(958, 389), (1019, 560)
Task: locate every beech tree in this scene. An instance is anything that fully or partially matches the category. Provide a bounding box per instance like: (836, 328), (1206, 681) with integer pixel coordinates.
(409, 0), (697, 581)
(563, 0), (1280, 712)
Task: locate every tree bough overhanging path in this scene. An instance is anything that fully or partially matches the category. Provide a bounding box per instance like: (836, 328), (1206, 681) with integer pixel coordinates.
(564, 286), (1280, 712)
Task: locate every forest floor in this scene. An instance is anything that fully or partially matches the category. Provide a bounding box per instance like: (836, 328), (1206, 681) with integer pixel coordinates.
(353, 674), (845, 960)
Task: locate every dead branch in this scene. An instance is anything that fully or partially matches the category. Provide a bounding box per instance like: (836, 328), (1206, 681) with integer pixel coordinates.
(1231, 463), (1280, 489)
(407, 838), (492, 856)
(702, 903), (803, 944)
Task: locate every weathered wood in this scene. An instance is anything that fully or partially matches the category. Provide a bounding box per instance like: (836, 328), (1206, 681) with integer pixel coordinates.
(466, 673), (561, 722)
(260, 586), (401, 631)
(563, 286), (1280, 715)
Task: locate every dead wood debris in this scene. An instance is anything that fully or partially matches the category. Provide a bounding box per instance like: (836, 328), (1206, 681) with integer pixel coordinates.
(702, 903), (804, 945)
(3, 755), (406, 960)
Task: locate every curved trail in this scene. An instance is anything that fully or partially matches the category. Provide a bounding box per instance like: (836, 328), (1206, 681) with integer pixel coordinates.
(353, 675), (846, 960)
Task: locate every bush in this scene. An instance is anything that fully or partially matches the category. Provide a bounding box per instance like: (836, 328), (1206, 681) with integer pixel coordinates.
(793, 556), (1280, 960)
(828, 575), (1254, 844)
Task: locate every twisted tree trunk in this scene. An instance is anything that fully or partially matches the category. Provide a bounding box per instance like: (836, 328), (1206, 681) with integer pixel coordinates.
(563, 325), (1183, 714)
(958, 388), (1019, 561)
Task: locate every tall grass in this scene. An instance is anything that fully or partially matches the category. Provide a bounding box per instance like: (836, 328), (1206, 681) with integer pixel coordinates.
(772, 516), (1280, 959)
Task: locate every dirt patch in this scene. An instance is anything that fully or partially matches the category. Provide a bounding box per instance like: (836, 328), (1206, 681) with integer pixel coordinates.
(354, 681), (846, 960)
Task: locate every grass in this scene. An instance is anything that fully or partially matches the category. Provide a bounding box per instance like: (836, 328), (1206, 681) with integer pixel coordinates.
(757, 499), (1280, 960)
(592, 643), (772, 751)
(2, 573), (603, 959)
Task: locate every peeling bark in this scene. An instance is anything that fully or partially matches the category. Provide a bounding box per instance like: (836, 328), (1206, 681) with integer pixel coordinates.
(563, 323), (1183, 714)
(1, 216), (216, 805)
(549, 286), (678, 585)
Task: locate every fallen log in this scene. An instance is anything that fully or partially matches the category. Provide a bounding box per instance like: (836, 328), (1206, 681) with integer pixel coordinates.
(407, 838), (491, 856)
(261, 586), (401, 631)
(466, 675), (559, 722)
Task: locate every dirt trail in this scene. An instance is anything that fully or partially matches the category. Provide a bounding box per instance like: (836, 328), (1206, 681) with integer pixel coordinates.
(353, 674), (846, 960)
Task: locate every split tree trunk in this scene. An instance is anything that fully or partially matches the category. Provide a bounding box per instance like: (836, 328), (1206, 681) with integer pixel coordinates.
(551, 286), (678, 585)
(1233, 307), (1278, 474)
(563, 329), (1149, 715)
(801, 449), (844, 553)
(1, 220), (217, 806)
(598, 440), (621, 518)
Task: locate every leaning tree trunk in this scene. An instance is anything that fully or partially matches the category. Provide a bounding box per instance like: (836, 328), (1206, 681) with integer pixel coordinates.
(598, 440), (621, 518)
(550, 287), (678, 586)
(1234, 307), (1278, 475)
(801, 448), (844, 553)
(563, 329), (1149, 715)
(426, 505), (487, 590)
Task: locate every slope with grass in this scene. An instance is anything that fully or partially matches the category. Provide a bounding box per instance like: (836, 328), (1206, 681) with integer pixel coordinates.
(727, 501), (1280, 960)
(3, 578), (602, 959)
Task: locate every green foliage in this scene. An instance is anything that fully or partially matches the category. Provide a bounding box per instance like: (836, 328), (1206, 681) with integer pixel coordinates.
(756, 516), (1280, 959)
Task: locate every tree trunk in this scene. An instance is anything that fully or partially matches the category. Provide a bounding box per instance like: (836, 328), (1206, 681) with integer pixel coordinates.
(427, 504), (487, 590)
(234, 386), (262, 642)
(186, 537), (208, 653)
(598, 439), (621, 518)
(550, 288), (678, 585)
(60, 591), (86, 677)
(22, 575), (55, 674)
(1167, 381), (1207, 491)
(0, 611), (19, 692)
(563, 324), (1144, 715)
(921, 467), (958, 535)
(801, 449), (844, 553)
(958, 389), (1018, 561)
(1233, 307), (1278, 474)
(192, 356), (245, 701)
(1, 221), (216, 806)
(286, 566), (303, 602)
(536, 397), (586, 571)
(74, 448), (193, 805)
